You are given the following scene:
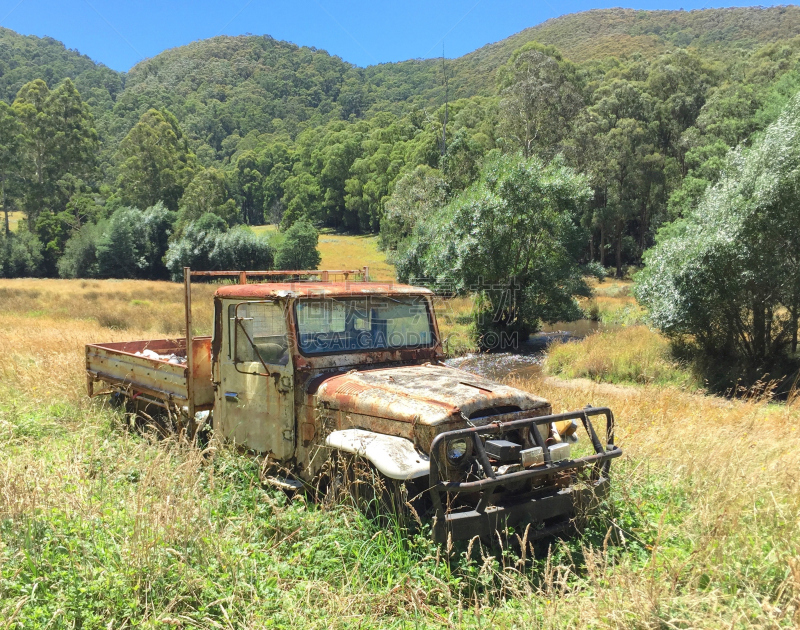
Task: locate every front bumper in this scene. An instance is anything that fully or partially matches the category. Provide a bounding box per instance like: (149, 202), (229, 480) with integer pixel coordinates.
(428, 407), (622, 543)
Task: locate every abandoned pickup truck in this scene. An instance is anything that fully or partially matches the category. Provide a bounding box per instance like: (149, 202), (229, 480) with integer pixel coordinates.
(86, 267), (621, 542)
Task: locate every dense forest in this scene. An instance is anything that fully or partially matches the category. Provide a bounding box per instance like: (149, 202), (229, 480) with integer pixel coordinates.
(2, 5), (800, 281)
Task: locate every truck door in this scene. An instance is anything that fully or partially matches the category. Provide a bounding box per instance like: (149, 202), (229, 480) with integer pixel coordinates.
(217, 300), (294, 461)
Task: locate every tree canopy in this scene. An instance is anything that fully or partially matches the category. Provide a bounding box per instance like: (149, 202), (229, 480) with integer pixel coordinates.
(636, 91), (800, 384)
(398, 153), (590, 342)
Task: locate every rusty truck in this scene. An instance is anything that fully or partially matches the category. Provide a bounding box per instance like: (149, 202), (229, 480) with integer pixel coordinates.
(85, 268), (621, 543)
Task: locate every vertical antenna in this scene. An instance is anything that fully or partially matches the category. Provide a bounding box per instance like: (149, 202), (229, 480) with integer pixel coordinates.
(441, 44), (448, 156)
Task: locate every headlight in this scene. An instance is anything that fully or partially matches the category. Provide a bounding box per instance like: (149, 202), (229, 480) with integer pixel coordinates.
(446, 437), (470, 465)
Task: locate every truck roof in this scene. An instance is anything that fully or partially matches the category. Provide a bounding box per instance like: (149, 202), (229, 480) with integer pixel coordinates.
(214, 281), (434, 300)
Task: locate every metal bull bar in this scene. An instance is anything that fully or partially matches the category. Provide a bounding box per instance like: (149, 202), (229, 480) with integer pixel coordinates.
(428, 407), (622, 543)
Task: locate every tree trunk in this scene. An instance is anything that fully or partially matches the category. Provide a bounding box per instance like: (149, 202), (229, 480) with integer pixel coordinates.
(2, 185), (7, 235)
(752, 300), (766, 363)
(615, 221), (623, 279)
(792, 307), (798, 355)
(599, 224), (606, 267)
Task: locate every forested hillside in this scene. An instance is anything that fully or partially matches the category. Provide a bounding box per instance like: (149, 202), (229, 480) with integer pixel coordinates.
(2, 5), (800, 289)
(0, 27), (120, 110)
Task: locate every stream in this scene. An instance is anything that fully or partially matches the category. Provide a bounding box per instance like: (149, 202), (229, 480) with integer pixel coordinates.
(444, 320), (611, 380)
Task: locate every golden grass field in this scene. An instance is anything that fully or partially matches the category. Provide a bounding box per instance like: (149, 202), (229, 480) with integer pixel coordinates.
(4, 210), (23, 232)
(250, 225), (396, 281)
(1, 274), (799, 627)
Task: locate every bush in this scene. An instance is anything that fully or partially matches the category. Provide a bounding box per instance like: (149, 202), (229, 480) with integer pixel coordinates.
(57, 221), (104, 278)
(0, 228), (44, 277)
(210, 227), (274, 270)
(165, 215), (272, 280)
(274, 220), (321, 271)
(60, 203), (177, 279)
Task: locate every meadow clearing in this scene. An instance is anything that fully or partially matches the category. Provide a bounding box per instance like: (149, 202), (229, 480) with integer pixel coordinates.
(0, 245), (799, 628)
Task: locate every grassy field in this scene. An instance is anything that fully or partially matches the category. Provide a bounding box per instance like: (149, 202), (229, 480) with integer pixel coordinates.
(2, 277), (799, 627)
(4, 210), (23, 232)
(250, 225), (396, 281)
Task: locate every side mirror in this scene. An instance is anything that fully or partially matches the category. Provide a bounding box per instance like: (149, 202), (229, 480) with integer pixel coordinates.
(233, 317), (255, 363)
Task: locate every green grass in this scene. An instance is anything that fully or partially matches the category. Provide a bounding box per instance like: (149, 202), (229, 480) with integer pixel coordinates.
(3, 386), (797, 627)
(2, 275), (799, 627)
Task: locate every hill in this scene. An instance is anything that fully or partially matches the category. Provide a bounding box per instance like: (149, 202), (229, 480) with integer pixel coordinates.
(103, 35), (365, 156)
(0, 27), (121, 111)
(4, 6), (800, 151)
(365, 6), (800, 108)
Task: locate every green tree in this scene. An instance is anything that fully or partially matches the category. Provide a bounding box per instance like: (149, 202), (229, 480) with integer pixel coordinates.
(274, 219), (321, 270)
(398, 153), (590, 344)
(178, 167), (237, 227)
(380, 165), (447, 251)
(0, 102), (23, 235)
(497, 46), (583, 159)
(0, 227), (43, 277)
(636, 92), (800, 386)
(165, 215), (272, 280)
(231, 151), (266, 225)
(57, 220), (104, 279)
(13, 78), (99, 273)
(280, 172), (320, 230)
(115, 109), (195, 210)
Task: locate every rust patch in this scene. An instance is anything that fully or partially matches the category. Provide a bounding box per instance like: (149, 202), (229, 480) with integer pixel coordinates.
(300, 422), (316, 445)
(215, 282), (433, 300)
(335, 381), (372, 397)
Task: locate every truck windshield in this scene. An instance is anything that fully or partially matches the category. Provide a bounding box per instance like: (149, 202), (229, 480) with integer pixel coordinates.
(295, 296), (435, 355)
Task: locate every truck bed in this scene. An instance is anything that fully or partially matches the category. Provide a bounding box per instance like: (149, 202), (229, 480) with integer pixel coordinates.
(86, 338), (214, 410)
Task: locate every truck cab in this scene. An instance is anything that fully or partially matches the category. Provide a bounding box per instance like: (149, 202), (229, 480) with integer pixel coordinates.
(87, 269), (621, 543)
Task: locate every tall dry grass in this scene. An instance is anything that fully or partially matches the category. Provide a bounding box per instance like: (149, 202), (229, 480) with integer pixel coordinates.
(1, 277), (799, 627)
(546, 325), (700, 389)
(580, 278), (647, 326)
(502, 372), (800, 627)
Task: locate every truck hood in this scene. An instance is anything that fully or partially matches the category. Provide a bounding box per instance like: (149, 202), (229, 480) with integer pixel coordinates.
(315, 363), (549, 426)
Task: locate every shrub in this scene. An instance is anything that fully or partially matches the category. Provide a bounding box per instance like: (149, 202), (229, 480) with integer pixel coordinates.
(58, 203), (176, 280)
(210, 227), (273, 270)
(165, 215), (272, 280)
(274, 219), (321, 271)
(57, 221), (104, 278)
(0, 228), (44, 277)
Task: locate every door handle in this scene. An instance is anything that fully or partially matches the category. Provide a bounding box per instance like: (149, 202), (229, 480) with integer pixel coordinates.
(224, 392), (239, 403)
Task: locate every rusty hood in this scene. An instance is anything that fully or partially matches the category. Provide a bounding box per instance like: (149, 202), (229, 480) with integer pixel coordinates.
(315, 363), (549, 426)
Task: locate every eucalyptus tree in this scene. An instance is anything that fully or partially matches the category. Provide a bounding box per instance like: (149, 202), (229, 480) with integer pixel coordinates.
(497, 45), (583, 160)
(0, 102), (23, 235)
(115, 108), (195, 211)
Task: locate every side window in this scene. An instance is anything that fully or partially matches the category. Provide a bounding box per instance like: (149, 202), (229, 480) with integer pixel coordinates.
(228, 302), (289, 365)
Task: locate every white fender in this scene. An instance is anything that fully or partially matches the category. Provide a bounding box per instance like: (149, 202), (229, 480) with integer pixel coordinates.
(325, 429), (430, 480)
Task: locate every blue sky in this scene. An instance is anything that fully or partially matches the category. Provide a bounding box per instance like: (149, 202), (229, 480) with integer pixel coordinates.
(0, 0), (777, 72)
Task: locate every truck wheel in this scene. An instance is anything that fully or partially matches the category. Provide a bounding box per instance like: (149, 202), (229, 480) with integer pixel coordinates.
(195, 412), (214, 449)
(339, 455), (408, 527)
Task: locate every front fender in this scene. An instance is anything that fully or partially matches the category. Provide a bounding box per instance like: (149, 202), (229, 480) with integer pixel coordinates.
(325, 429), (430, 480)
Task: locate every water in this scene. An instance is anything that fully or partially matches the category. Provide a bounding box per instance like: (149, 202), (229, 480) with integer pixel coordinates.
(445, 348), (544, 381)
(444, 319), (612, 381)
